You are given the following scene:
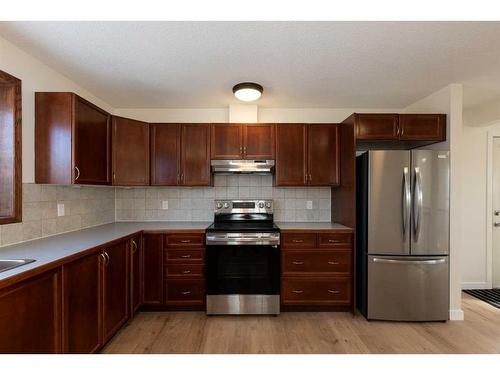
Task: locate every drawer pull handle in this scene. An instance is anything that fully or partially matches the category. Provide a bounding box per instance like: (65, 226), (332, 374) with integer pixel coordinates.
(182, 270), (191, 274)
(328, 239), (341, 243)
(181, 291), (191, 295)
(328, 289), (340, 294)
(180, 240), (191, 243)
(292, 261), (304, 265)
(292, 290), (304, 294)
(328, 261), (339, 265)
(180, 255), (192, 258)
(292, 239), (304, 243)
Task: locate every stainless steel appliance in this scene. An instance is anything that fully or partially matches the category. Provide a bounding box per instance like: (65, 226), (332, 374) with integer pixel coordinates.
(356, 150), (450, 321)
(211, 160), (274, 174)
(206, 199), (280, 315)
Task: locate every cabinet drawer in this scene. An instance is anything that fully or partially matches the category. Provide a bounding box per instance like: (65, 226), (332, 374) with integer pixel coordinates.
(282, 233), (316, 249)
(282, 278), (351, 305)
(165, 279), (205, 304)
(318, 233), (352, 249)
(165, 234), (204, 248)
(282, 250), (351, 275)
(165, 264), (204, 278)
(165, 249), (204, 263)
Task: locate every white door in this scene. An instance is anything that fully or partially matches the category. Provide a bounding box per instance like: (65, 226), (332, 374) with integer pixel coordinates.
(492, 138), (500, 287)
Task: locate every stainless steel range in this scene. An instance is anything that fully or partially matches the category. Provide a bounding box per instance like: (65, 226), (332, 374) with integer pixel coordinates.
(205, 199), (280, 315)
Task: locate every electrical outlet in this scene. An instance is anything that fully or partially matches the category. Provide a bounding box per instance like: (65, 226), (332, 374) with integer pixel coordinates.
(57, 203), (65, 217)
(161, 200), (169, 210)
(306, 200), (313, 210)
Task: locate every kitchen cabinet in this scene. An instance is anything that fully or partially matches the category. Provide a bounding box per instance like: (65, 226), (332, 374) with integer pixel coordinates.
(353, 113), (446, 144)
(102, 240), (129, 343)
(130, 236), (142, 316)
(211, 123), (275, 160)
(142, 233), (164, 305)
(112, 116), (150, 185)
(35, 92), (111, 185)
(275, 124), (339, 186)
(150, 123), (210, 186)
(63, 250), (102, 353)
(0, 268), (62, 353)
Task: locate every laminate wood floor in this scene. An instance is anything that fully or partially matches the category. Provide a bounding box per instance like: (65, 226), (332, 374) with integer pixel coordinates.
(102, 294), (500, 354)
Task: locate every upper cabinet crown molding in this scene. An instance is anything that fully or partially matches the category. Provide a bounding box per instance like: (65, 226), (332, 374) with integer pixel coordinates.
(35, 92), (111, 185)
(211, 123), (275, 160)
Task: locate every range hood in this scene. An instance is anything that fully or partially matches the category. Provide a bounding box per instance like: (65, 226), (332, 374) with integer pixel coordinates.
(211, 160), (275, 174)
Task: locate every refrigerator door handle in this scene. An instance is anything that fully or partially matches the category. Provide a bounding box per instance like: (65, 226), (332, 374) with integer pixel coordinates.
(401, 167), (411, 239)
(372, 257), (446, 265)
(413, 167), (423, 242)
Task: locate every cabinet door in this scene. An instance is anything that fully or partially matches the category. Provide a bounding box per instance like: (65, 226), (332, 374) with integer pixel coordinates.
(181, 124), (211, 186)
(112, 116), (149, 185)
(399, 114), (446, 141)
(130, 236), (142, 316)
(211, 124), (242, 159)
(63, 251), (102, 353)
(142, 233), (164, 305)
(150, 123), (180, 185)
(0, 269), (62, 353)
(102, 241), (129, 343)
(74, 96), (111, 184)
(275, 124), (307, 186)
(243, 124), (275, 159)
(308, 124), (340, 186)
(356, 114), (399, 140)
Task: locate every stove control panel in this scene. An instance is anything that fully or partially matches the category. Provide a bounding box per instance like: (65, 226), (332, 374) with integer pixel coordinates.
(214, 200), (273, 214)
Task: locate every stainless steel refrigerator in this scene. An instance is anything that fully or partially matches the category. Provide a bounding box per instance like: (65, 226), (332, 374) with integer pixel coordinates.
(356, 150), (449, 321)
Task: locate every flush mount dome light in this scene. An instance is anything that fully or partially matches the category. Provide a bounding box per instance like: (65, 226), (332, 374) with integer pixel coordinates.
(232, 82), (263, 102)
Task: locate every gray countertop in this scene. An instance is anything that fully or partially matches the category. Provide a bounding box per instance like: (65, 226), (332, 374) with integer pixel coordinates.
(0, 220), (352, 284)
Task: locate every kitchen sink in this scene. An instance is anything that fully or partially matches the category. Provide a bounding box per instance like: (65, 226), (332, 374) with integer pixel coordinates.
(0, 259), (36, 273)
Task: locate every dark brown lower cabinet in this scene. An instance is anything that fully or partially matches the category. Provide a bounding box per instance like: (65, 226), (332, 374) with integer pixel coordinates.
(130, 236), (142, 316)
(0, 268), (62, 353)
(63, 251), (102, 353)
(142, 233), (164, 305)
(102, 240), (129, 343)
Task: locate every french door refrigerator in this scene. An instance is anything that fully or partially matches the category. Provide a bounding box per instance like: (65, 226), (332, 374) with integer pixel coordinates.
(356, 150), (449, 321)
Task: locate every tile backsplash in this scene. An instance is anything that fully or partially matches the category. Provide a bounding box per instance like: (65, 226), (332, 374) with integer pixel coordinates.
(0, 184), (115, 247)
(116, 175), (331, 222)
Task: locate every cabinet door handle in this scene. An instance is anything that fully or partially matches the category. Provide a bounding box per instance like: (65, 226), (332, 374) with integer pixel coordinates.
(131, 240), (138, 253)
(292, 239), (303, 243)
(100, 253), (106, 264)
(292, 290), (304, 294)
(104, 251), (110, 266)
(328, 239), (341, 243)
(181, 291), (191, 295)
(180, 240), (191, 243)
(180, 254), (192, 258)
(182, 270), (191, 274)
(74, 166), (80, 181)
(292, 261), (304, 265)
(327, 261), (339, 265)
(239, 146), (243, 157)
(328, 289), (340, 294)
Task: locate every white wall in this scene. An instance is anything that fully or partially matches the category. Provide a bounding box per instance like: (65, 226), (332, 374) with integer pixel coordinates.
(404, 84), (464, 320)
(0, 36), (114, 183)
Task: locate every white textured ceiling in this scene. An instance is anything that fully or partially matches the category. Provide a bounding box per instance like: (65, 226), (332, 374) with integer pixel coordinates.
(1, 21), (500, 108)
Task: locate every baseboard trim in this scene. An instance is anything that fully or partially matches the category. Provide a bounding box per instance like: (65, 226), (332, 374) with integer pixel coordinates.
(462, 282), (491, 290)
(449, 309), (464, 321)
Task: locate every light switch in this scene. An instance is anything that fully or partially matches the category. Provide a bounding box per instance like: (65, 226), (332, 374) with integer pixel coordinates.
(57, 203), (65, 217)
(161, 200), (169, 210)
(306, 200), (313, 210)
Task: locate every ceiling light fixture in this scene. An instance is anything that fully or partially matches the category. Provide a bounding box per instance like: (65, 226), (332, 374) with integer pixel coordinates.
(232, 82), (263, 102)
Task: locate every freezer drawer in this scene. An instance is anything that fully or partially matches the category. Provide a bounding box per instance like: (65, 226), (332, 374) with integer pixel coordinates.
(367, 255), (448, 321)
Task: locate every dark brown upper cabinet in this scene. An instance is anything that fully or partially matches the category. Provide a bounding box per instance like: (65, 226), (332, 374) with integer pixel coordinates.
(275, 123), (339, 187)
(0, 70), (22, 224)
(211, 123), (275, 160)
(112, 116), (149, 186)
(353, 113), (446, 147)
(150, 123), (211, 186)
(35, 92), (111, 185)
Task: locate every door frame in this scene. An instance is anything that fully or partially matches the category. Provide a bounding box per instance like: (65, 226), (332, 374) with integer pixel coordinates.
(485, 130), (500, 289)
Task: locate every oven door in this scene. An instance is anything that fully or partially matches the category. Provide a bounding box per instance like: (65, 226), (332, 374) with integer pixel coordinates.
(206, 244), (280, 295)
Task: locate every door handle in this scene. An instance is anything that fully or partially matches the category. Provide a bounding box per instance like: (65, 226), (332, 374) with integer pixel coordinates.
(292, 261), (304, 265)
(179, 240), (191, 243)
(413, 167), (423, 242)
(292, 290), (304, 294)
(327, 289), (340, 294)
(372, 257), (445, 265)
(182, 270), (191, 274)
(292, 239), (304, 243)
(74, 166), (80, 181)
(131, 240), (138, 253)
(494, 222), (500, 228)
(180, 254), (192, 258)
(402, 167), (411, 239)
(327, 261), (339, 265)
(181, 291), (191, 295)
